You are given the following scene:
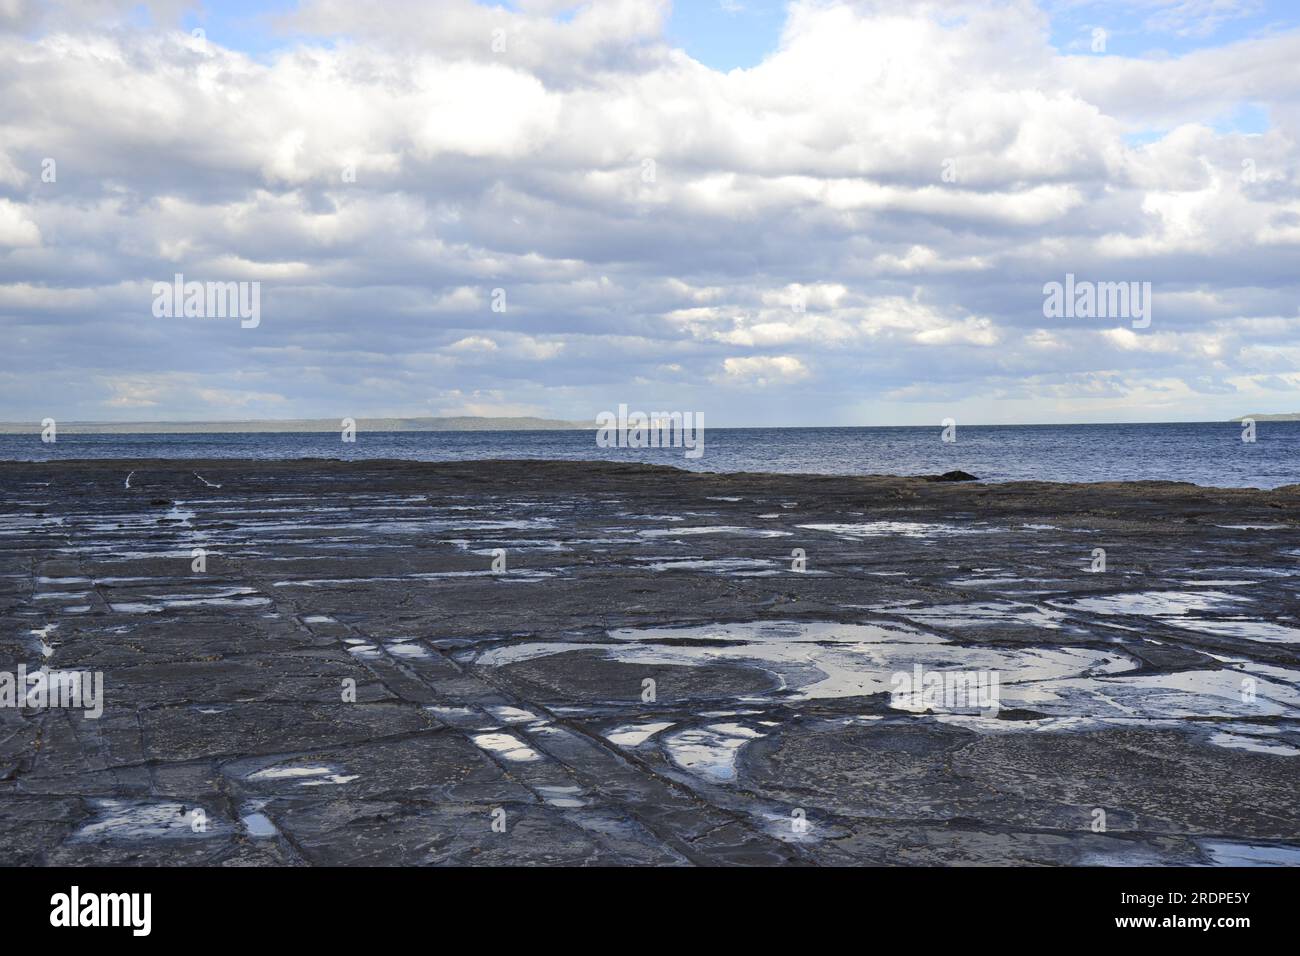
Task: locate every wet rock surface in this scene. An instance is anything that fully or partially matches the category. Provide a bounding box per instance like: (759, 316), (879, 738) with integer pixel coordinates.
(1, 458), (1298, 866)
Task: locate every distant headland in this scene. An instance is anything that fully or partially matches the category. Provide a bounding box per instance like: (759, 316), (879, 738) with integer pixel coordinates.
(0, 416), (595, 434)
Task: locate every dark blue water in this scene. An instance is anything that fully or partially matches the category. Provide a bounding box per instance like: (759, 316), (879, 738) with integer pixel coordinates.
(2, 422), (1296, 488)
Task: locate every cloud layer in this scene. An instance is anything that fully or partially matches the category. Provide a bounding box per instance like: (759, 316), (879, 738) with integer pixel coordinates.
(2, 0), (1299, 424)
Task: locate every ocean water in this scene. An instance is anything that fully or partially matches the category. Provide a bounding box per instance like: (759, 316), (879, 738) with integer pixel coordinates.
(1, 422), (1296, 489)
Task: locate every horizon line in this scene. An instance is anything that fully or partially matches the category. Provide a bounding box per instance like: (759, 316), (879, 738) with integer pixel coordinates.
(3, 414), (1292, 432)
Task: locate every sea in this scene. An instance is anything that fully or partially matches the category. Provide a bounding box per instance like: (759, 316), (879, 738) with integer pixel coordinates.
(3, 421), (1297, 489)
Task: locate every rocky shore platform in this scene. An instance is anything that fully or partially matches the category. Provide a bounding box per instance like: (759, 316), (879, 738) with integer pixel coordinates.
(1, 458), (1298, 866)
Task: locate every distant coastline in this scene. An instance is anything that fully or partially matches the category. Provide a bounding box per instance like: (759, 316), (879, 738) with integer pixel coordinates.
(0, 416), (595, 434)
(1233, 412), (1300, 422)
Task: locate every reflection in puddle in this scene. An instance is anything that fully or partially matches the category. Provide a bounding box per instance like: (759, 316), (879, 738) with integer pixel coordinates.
(241, 808), (280, 838)
(1214, 524), (1290, 530)
(606, 620), (940, 645)
(247, 765), (359, 786)
(900, 601), (1069, 630)
(643, 557), (783, 574)
(386, 641), (431, 658)
(1049, 590), (1300, 644)
(1016, 668), (1300, 719)
(756, 808), (823, 843)
(1166, 618), (1300, 645)
(472, 732), (542, 762)
(662, 724), (767, 783)
(1051, 590), (1248, 617)
(1201, 840), (1300, 866)
(73, 800), (224, 841)
(604, 721), (675, 747)
(1208, 732), (1300, 756)
(476, 616), (1300, 789)
(487, 705), (542, 724)
(274, 569), (556, 587)
(478, 620), (1137, 706)
(536, 785), (587, 808)
(639, 526), (792, 539)
(798, 521), (999, 538)
(108, 587), (271, 614)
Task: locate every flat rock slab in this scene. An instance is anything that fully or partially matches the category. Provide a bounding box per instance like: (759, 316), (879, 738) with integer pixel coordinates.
(500, 649), (784, 704)
(0, 458), (1297, 865)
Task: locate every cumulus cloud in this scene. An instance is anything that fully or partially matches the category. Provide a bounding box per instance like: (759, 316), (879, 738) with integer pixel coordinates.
(720, 355), (810, 384)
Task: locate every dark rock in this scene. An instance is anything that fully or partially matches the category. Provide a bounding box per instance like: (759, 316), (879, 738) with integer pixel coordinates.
(924, 470), (979, 482)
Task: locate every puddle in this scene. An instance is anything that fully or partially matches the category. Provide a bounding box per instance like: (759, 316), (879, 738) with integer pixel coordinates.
(639, 526), (791, 539)
(606, 620), (942, 646)
(536, 785), (587, 808)
(1049, 591), (1298, 643)
(274, 569), (556, 587)
(1208, 732), (1300, 756)
(472, 732), (542, 762)
(644, 558), (782, 574)
(386, 642), (431, 658)
(1200, 840), (1300, 866)
(478, 620), (1135, 704)
(428, 705), (476, 719)
(1050, 591), (1248, 617)
(1163, 618), (1300, 645)
(73, 800), (224, 841)
(163, 505), (196, 527)
(662, 724), (767, 783)
(246, 765), (358, 786)
(1009, 667), (1300, 719)
(798, 521), (999, 538)
(476, 616), (1300, 726)
(247, 765), (335, 780)
(109, 595), (271, 613)
(604, 721), (675, 747)
(30, 624), (57, 658)
(241, 808), (280, 838)
(900, 601), (1070, 630)
(298, 773), (360, 786)
(487, 705), (542, 724)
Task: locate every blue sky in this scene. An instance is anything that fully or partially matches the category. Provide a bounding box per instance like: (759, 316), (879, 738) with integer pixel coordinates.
(170, 0), (794, 66)
(171, 0), (1300, 70)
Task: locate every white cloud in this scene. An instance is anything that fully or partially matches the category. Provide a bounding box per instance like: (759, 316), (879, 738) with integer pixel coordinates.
(720, 355), (810, 384)
(0, 199), (40, 247)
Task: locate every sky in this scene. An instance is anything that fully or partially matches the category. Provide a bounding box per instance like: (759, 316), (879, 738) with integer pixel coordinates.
(1, 0), (1299, 426)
